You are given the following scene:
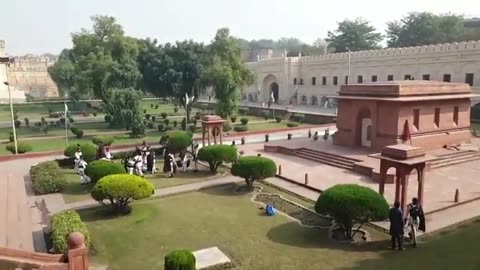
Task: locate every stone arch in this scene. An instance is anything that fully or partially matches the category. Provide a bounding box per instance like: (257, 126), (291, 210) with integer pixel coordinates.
(355, 107), (372, 147)
(300, 95), (308, 105)
(262, 74), (279, 102)
(270, 82), (279, 104)
(311, 96), (318, 106)
(248, 94), (254, 102)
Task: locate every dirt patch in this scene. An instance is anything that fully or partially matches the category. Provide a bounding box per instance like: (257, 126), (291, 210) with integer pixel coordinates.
(254, 193), (331, 228)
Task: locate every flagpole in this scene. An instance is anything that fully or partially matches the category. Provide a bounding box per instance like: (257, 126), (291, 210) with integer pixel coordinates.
(64, 102), (69, 147)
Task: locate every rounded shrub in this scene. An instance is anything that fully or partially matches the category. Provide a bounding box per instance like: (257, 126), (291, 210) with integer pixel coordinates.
(230, 115), (237, 123)
(147, 122), (154, 129)
(91, 174), (155, 213)
(174, 107), (179, 113)
(164, 119), (170, 126)
(287, 122), (299, 128)
(92, 135), (115, 146)
(64, 144), (97, 161)
(14, 119), (21, 128)
(173, 120), (178, 128)
(51, 210), (90, 254)
(85, 160), (126, 183)
(240, 117), (249, 125)
(152, 116), (156, 122)
(262, 111), (270, 120)
(145, 113), (151, 120)
(164, 250), (196, 270)
(6, 142), (32, 154)
(160, 131), (193, 153)
(234, 125), (248, 132)
(158, 124), (165, 132)
(105, 114), (112, 122)
(70, 127), (84, 139)
(161, 112), (168, 119)
(30, 161), (66, 194)
(275, 116), (282, 123)
(223, 121), (232, 132)
(198, 144), (238, 173)
(231, 156), (276, 187)
(315, 184), (389, 240)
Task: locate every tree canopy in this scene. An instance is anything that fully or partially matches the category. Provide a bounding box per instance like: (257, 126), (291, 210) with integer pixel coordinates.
(326, 18), (383, 52)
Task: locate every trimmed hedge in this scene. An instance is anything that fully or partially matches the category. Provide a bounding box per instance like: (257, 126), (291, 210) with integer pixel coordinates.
(233, 125), (248, 132)
(164, 250), (196, 270)
(315, 184), (389, 239)
(92, 135), (115, 146)
(291, 113), (305, 122)
(91, 174), (155, 213)
(104, 114), (112, 123)
(160, 131), (193, 153)
(85, 160), (126, 183)
(64, 144), (97, 161)
(6, 142), (32, 154)
(30, 161), (66, 194)
(286, 122), (299, 128)
(240, 118), (249, 125)
(198, 144), (238, 172)
(231, 156), (276, 187)
(275, 116), (282, 123)
(51, 210), (90, 254)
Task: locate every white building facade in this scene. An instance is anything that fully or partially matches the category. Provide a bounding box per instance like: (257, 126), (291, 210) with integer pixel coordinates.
(0, 40), (26, 103)
(243, 40), (480, 107)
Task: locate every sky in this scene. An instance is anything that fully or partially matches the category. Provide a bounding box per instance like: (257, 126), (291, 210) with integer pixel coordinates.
(1, 0), (479, 55)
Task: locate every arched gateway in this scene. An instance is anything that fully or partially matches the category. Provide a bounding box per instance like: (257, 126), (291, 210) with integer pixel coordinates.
(262, 74), (280, 103)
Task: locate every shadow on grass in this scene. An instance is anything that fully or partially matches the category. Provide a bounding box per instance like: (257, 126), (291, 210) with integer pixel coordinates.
(77, 205), (131, 222)
(266, 222), (390, 252)
(200, 182), (255, 197)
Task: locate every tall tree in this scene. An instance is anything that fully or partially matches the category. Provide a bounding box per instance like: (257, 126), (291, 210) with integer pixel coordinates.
(387, 12), (465, 47)
(205, 28), (253, 118)
(326, 18), (382, 52)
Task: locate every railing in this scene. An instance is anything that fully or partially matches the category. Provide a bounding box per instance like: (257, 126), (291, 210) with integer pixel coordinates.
(0, 232), (89, 270)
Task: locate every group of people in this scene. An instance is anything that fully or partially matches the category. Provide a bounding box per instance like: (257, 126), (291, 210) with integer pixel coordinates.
(123, 142), (156, 177)
(74, 144), (91, 184)
(389, 198), (426, 250)
(162, 143), (199, 178)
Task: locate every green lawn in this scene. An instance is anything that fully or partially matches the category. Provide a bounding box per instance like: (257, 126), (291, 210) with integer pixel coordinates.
(60, 162), (227, 203)
(80, 183), (480, 270)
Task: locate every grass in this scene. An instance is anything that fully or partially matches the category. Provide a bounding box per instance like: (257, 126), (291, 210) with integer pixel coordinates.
(80, 183), (480, 270)
(60, 162), (227, 203)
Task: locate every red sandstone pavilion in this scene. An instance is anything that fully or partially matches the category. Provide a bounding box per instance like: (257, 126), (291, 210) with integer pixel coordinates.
(333, 81), (476, 152)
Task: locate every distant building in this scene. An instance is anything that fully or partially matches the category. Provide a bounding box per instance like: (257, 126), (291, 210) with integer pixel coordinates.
(0, 41), (26, 103)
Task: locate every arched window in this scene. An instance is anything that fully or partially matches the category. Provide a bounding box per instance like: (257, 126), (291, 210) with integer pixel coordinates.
(293, 78), (297, 85)
(248, 94), (253, 102)
(301, 95), (308, 105)
(300, 78), (304, 85)
(311, 96), (318, 106)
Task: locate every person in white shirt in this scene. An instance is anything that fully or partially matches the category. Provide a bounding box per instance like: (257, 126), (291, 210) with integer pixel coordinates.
(133, 151), (144, 177)
(74, 145), (82, 170)
(77, 158), (91, 184)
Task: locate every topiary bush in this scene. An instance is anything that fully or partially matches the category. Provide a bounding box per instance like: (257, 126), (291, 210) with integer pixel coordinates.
(198, 144), (238, 173)
(152, 115), (156, 122)
(287, 122), (299, 128)
(315, 184), (389, 240)
(240, 117), (249, 125)
(164, 119), (170, 126)
(291, 113), (305, 122)
(158, 124), (165, 132)
(161, 112), (168, 119)
(233, 125), (248, 132)
(85, 160), (126, 183)
(174, 107), (179, 113)
(164, 250), (196, 270)
(30, 161), (66, 194)
(104, 114), (112, 123)
(160, 131), (193, 153)
(173, 120), (178, 128)
(91, 174), (155, 213)
(147, 122), (154, 129)
(64, 144), (97, 161)
(14, 119), (21, 128)
(262, 111), (270, 120)
(223, 121), (232, 132)
(92, 135), (115, 146)
(70, 127), (84, 138)
(230, 115), (237, 123)
(8, 132), (14, 142)
(51, 210), (90, 254)
(6, 142), (32, 154)
(275, 116), (282, 123)
(231, 156), (276, 187)
(145, 114), (151, 120)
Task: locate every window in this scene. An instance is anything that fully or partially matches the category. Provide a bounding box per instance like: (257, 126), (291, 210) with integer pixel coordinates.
(299, 78), (304, 85)
(466, 73), (474, 86)
(293, 78), (297, 85)
(345, 75), (349, 85)
(387, 75), (394, 81)
(414, 109), (420, 130)
(434, 108), (440, 127)
(322, 76), (327, 85)
(454, 106), (459, 125)
(422, 74), (430, 80)
(333, 76), (338, 85)
(312, 77), (316, 86)
(357, 75), (363, 83)
(404, 74), (412, 80)
(443, 74), (451, 82)
(371, 75), (378, 82)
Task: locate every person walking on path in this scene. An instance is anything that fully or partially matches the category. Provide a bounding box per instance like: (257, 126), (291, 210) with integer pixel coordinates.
(389, 201), (405, 251)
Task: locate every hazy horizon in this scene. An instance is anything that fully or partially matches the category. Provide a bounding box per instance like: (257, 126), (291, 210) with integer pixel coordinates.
(1, 0), (479, 56)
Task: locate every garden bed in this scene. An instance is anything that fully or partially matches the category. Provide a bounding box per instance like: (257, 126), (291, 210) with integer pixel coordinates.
(253, 193), (331, 228)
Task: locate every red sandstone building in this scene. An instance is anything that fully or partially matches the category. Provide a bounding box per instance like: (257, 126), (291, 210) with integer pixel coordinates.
(333, 81), (476, 151)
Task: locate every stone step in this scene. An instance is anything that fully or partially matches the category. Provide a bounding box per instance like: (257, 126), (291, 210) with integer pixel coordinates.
(430, 155), (480, 169)
(431, 150), (479, 161)
(297, 148), (360, 163)
(295, 151), (354, 170)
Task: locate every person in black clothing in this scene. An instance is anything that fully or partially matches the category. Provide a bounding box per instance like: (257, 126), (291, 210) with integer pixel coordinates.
(389, 201), (404, 250)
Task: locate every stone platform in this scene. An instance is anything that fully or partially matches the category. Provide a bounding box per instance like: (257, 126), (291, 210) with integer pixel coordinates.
(193, 247), (231, 269)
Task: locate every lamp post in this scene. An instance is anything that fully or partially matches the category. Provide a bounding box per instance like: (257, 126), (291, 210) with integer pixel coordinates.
(4, 80), (18, 154)
(347, 49), (351, 85)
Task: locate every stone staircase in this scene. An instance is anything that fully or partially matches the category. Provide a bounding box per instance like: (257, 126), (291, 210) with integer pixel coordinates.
(428, 150), (480, 169)
(294, 148), (360, 170)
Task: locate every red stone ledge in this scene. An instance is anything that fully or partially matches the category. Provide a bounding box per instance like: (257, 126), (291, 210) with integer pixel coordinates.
(0, 125), (331, 162)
